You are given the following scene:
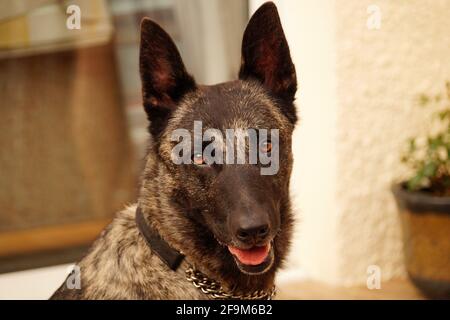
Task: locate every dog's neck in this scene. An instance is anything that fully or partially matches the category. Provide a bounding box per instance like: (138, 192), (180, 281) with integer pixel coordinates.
(137, 156), (279, 294)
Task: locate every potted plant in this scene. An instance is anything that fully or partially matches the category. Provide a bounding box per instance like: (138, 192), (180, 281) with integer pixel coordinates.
(392, 82), (450, 299)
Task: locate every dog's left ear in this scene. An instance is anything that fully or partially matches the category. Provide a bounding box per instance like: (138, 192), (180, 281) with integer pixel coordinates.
(140, 18), (196, 136)
(239, 2), (297, 123)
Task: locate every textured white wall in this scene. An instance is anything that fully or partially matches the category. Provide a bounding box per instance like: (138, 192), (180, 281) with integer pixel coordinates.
(334, 0), (450, 285)
(251, 0), (450, 285)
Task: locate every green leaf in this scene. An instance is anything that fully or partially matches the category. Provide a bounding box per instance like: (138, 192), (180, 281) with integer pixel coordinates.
(418, 94), (430, 107)
(423, 162), (437, 177)
(409, 138), (416, 152)
(407, 174), (424, 191)
(428, 136), (443, 150)
(438, 110), (450, 120)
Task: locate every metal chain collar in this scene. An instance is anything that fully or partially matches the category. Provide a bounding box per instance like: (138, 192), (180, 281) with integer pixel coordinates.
(185, 267), (276, 300)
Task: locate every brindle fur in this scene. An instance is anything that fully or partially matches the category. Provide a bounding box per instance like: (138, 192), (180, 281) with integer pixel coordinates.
(51, 2), (297, 300)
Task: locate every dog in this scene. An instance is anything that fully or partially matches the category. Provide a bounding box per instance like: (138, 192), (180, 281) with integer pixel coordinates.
(51, 1), (297, 300)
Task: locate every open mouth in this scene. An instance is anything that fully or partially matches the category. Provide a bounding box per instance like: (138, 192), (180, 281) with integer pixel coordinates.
(227, 242), (274, 275)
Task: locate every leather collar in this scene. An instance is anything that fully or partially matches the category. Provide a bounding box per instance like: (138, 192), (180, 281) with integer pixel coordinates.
(135, 207), (185, 271)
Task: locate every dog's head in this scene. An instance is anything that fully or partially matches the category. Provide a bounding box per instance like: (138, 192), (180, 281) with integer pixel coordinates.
(139, 2), (296, 276)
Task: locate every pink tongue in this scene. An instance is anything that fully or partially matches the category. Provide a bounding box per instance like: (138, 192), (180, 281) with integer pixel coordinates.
(228, 244), (270, 266)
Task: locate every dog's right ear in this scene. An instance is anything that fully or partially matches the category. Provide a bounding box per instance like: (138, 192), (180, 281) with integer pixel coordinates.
(140, 19), (196, 136)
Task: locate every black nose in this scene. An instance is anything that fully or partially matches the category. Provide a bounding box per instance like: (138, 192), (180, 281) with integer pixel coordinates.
(235, 223), (270, 244)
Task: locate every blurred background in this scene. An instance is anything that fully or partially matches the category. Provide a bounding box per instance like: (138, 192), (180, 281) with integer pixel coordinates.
(0, 0), (449, 299)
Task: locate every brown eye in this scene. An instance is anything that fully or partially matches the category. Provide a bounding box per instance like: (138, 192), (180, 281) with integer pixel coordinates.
(260, 141), (272, 153)
(192, 152), (205, 165)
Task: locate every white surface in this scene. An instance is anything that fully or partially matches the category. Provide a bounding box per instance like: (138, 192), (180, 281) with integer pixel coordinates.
(0, 264), (71, 300)
(250, 0), (450, 285)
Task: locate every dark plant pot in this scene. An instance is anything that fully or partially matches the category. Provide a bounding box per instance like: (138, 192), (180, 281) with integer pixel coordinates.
(392, 183), (450, 299)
